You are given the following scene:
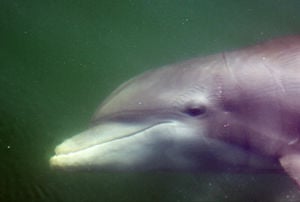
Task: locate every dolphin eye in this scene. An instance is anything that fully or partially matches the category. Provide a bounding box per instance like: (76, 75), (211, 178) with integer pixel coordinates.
(183, 105), (207, 117)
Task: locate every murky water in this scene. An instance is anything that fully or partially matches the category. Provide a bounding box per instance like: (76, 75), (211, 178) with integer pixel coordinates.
(1, 0), (300, 201)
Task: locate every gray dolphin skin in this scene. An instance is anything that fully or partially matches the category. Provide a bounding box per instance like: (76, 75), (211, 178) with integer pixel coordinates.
(50, 36), (300, 188)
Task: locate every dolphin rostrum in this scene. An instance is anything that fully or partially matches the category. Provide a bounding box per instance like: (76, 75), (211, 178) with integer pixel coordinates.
(50, 36), (300, 188)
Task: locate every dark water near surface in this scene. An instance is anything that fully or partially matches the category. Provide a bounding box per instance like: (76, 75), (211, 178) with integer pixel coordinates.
(1, 0), (300, 201)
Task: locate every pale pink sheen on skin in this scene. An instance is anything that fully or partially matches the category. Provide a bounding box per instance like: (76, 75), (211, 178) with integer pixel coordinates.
(51, 36), (300, 189)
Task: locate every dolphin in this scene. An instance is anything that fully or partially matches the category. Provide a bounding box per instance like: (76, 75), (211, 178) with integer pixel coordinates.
(50, 36), (300, 188)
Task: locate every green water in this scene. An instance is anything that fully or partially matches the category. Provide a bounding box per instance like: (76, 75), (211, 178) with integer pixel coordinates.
(1, 0), (300, 201)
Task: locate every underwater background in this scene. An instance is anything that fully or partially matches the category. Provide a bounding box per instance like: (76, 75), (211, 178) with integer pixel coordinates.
(1, 0), (300, 201)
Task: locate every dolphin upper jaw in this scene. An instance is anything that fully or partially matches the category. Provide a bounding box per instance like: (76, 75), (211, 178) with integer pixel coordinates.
(52, 120), (173, 155)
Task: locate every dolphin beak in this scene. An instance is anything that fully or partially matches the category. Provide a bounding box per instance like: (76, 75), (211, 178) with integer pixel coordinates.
(50, 121), (174, 170)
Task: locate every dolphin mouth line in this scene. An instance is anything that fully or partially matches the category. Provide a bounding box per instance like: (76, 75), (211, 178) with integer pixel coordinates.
(53, 121), (173, 157)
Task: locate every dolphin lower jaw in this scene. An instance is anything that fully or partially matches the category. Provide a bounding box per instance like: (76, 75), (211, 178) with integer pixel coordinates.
(49, 121), (185, 170)
(50, 137), (142, 170)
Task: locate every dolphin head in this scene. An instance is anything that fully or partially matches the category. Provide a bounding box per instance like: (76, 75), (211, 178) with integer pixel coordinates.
(49, 55), (257, 171)
(50, 56), (237, 170)
(49, 36), (300, 191)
